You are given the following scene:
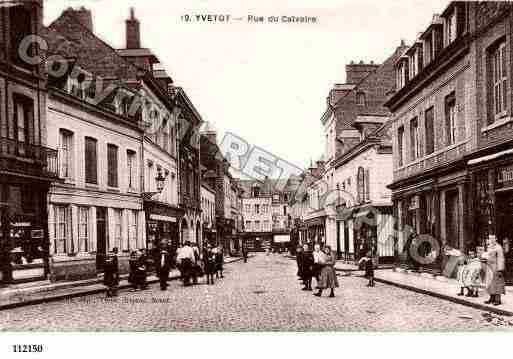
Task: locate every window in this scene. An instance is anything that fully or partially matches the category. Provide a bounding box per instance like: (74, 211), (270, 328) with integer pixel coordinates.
(253, 186), (260, 197)
(13, 94), (33, 156)
(113, 209), (122, 251)
(59, 129), (73, 179)
(9, 5), (32, 68)
(264, 220), (269, 231)
(127, 150), (137, 190)
(283, 206), (287, 216)
(107, 144), (119, 188)
(53, 205), (70, 254)
(398, 126), (405, 167)
(128, 210), (138, 250)
(246, 221), (251, 231)
(490, 40), (508, 119)
(356, 92), (366, 106)
(425, 107), (435, 155)
(84, 137), (98, 184)
(255, 204), (260, 214)
(245, 204), (251, 213)
(78, 207), (89, 252)
(397, 61), (408, 89)
(445, 11), (457, 46)
(410, 117), (420, 161)
(445, 93), (457, 146)
(255, 221), (260, 231)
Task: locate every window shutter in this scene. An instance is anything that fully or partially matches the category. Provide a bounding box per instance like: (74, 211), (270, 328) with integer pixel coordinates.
(365, 168), (371, 202)
(85, 137), (97, 184)
(107, 144), (118, 187)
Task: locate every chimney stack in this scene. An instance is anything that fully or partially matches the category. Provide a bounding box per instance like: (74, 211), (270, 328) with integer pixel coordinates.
(126, 7), (141, 49)
(67, 6), (93, 32)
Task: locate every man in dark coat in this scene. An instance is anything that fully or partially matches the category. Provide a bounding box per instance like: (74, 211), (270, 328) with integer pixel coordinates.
(296, 246), (304, 283)
(301, 244), (314, 291)
(155, 242), (172, 291)
(242, 246), (248, 263)
(104, 247), (119, 297)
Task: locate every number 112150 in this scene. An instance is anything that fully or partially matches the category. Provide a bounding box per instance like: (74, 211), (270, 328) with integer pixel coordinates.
(12, 345), (43, 353)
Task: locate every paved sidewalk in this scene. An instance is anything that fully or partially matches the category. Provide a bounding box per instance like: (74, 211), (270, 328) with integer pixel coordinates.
(0, 256), (246, 310)
(370, 269), (513, 316)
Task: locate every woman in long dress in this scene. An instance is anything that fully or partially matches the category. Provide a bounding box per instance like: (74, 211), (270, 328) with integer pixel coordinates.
(314, 245), (339, 298)
(481, 235), (506, 306)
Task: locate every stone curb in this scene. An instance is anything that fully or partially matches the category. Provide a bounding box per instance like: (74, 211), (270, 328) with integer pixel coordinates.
(0, 256), (247, 311)
(373, 276), (513, 317)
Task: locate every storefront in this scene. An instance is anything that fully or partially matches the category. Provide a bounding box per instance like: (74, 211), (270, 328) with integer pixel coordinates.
(144, 200), (183, 256)
(0, 176), (51, 284)
(305, 215), (326, 246)
(469, 149), (513, 284)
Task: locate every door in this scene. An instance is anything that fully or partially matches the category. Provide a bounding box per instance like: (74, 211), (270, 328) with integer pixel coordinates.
(445, 190), (460, 249)
(344, 222), (350, 261)
(96, 207), (107, 271)
(496, 192), (513, 284)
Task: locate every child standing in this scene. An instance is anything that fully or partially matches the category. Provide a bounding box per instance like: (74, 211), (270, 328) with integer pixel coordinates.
(358, 251), (375, 287)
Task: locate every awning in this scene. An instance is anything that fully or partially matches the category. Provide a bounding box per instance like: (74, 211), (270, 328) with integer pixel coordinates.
(468, 148), (513, 166)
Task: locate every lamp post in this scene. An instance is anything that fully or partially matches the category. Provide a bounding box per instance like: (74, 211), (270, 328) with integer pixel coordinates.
(142, 170), (167, 200)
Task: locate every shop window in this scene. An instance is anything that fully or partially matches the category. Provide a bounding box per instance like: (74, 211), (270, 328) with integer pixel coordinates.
(78, 206), (89, 252)
(127, 149), (137, 190)
(488, 39), (508, 122)
(425, 107), (435, 155)
(84, 137), (98, 184)
(59, 129), (74, 180)
(445, 93), (457, 146)
(107, 144), (118, 188)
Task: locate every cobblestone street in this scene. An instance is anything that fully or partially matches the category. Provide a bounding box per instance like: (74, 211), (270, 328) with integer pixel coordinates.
(0, 254), (511, 331)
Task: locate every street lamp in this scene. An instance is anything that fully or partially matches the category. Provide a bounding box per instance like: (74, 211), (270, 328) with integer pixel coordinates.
(142, 170), (168, 200)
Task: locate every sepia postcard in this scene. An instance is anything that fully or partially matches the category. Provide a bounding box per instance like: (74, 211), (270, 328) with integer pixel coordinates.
(1, 0), (513, 356)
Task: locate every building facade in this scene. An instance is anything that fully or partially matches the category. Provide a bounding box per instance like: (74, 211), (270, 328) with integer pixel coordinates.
(201, 182), (216, 246)
(385, 1), (478, 272)
(0, 0), (59, 284)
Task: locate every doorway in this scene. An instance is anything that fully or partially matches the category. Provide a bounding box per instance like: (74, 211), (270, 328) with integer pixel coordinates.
(495, 190), (513, 283)
(96, 207), (107, 271)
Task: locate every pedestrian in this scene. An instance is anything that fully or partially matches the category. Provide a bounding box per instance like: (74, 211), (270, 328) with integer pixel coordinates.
(296, 245), (304, 283)
(136, 249), (149, 290)
(358, 250), (375, 287)
(192, 242), (202, 284)
(312, 244), (323, 283)
(178, 241), (196, 286)
(128, 250), (138, 291)
(155, 242), (171, 291)
(314, 245), (339, 298)
(242, 246), (248, 263)
(464, 250), (480, 298)
(301, 244), (314, 291)
(104, 247), (119, 297)
(203, 244), (217, 285)
(481, 234), (506, 306)
(215, 245), (224, 279)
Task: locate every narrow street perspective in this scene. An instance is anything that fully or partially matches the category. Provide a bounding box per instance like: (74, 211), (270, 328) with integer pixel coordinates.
(0, 254), (510, 331)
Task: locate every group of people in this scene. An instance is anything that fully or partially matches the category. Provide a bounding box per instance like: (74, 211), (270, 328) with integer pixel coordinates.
(296, 244), (339, 297)
(102, 241), (229, 297)
(450, 234), (507, 306)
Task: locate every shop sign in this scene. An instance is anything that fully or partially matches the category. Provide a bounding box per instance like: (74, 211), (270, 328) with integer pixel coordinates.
(31, 229), (44, 239)
(497, 165), (513, 188)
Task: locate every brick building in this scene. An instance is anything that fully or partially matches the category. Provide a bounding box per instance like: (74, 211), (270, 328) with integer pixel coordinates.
(384, 2), (513, 277)
(0, 0), (59, 284)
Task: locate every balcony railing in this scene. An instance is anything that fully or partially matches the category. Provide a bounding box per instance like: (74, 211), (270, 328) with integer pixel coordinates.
(394, 140), (468, 181)
(0, 137), (59, 178)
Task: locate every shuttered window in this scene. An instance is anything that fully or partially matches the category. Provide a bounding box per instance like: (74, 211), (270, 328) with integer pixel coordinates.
(425, 107), (435, 155)
(84, 137), (98, 184)
(107, 144), (118, 188)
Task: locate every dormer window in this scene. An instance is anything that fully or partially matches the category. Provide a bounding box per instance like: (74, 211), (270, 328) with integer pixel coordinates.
(408, 45), (423, 79)
(396, 58), (408, 89)
(445, 10), (457, 46)
(68, 73), (87, 99)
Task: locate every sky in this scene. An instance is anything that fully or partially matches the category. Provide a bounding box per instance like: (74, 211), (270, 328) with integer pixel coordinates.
(43, 0), (449, 171)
